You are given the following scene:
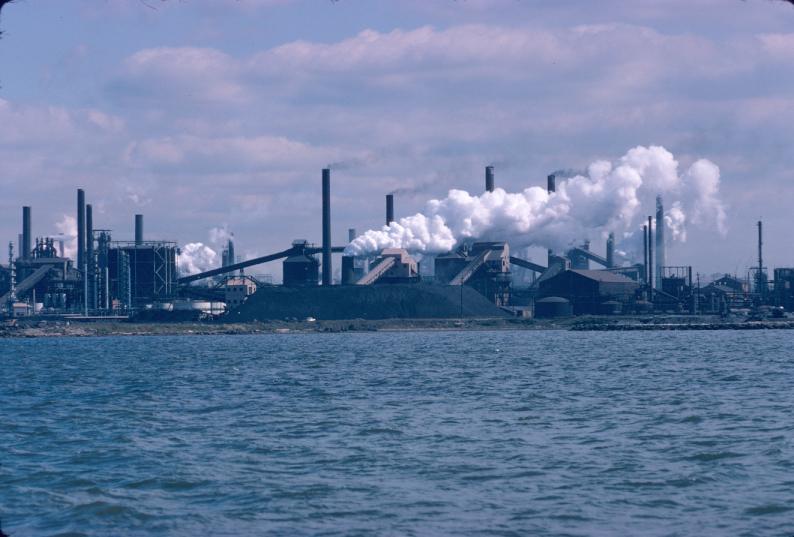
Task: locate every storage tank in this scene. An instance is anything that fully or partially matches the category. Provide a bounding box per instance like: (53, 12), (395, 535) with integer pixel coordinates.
(534, 296), (573, 318)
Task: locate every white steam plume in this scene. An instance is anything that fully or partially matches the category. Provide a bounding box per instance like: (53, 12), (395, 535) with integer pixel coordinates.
(178, 242), (218, 276)
(54, 215), (77, 260)
(346, 146), (727, 258)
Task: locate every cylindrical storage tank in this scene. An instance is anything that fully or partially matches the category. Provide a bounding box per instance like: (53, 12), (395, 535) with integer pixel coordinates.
(341, 255), (356, 285)
(534, 296), (573, 318)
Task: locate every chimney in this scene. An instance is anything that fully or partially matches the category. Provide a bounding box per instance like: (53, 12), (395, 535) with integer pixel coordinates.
(87, 204), (95, 309)
(647, 216), (653, 292)
(643, 224), (648, 285)
(386, 194), (394, 226)
(606, 232), (615, 268)
(485, 166), (495, 193)
(322, 168), (332, 286)
(547, 174), (556, 266)
(227, 238), (235, 267)
(341, 255), (355, 285)
(77, 189), (85, 268)
(135, 214), (144, 245)
(22, 206), (31, 259)
(348, 228), (356, 243)
(655, 196), (665, 289)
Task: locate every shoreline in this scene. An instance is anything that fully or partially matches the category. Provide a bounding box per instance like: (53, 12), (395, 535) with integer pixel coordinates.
(2, 315), (793, 338)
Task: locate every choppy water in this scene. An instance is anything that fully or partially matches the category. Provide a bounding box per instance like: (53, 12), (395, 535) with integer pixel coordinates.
(2, 330), (794, 536)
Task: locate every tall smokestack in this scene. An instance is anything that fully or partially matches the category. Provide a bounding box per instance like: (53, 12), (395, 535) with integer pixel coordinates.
(87, 204), (95, 309)
(547, 174), (556, 266)
(77, 189), (85, 268)
(757, 220), (765, 296)
(322, 168), (332, 286)
(227, 238), (235, 267)
(647, 216), (653, 292)
(348, 228), (356, 243)
(606, 232), (615, 268)
(547, 174), (556, 194)
(386, 194), (395, 226)
(485, 166), (495, 193)
(135, 214), (144, 245)
(22, 206), (31, 259)
(643, 224), (648, 285)
(655, 195), (665, 289)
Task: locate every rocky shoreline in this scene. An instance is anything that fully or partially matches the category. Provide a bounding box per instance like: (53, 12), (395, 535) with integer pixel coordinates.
(1, 314), (792, 338)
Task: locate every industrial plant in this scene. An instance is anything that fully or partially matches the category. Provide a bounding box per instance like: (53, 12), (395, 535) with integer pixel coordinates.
(1, 167), (791, 323)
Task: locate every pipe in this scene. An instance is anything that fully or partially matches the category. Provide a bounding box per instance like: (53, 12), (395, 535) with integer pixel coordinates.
(322, 168), (332, 286)
(135, 214), (144, 245)
(77, 189), (85, 268)
(485, 166), (495, 193)
(606, 232), (615, 268)
(386, 194), (394, 225)
(22, 206), (31, 259)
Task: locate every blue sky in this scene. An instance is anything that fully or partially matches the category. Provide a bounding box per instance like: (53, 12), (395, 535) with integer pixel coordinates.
(1, 0), (793, 280)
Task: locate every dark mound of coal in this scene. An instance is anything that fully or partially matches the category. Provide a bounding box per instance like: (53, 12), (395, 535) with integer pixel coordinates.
(232, 284), (509, 320)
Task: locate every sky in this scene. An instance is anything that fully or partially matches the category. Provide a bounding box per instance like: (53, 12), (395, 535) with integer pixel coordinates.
(1, 0), (793, 281)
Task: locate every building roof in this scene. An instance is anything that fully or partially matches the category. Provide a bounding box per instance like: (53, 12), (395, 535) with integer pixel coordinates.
(569, 269), (638, 284)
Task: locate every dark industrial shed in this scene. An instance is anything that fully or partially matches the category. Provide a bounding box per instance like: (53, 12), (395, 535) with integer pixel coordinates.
(538, 269), (639, 315)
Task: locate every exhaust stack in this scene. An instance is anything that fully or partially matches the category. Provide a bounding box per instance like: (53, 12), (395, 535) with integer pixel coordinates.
(606, 232), (615, 268)
(22, 206), (31, 259)
(485, 166), (495, 193)
(135, 214), (144, 245)
(322, 168), (332, 286)
(655, 196), (665, 289)
(547, 174), (556, 266)
(386, 194), (394, 226)
(77, 189), (86, 268)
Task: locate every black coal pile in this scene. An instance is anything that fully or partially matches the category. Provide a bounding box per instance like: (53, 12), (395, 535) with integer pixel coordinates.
(233, 284), (509, 320)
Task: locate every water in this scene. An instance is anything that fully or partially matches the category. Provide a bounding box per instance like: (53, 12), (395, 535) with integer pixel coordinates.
(1, 330), (793, 536)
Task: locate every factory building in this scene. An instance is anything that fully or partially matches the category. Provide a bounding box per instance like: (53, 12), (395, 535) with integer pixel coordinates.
(773, 268), (794, 311)
(537, 269), (639, 315)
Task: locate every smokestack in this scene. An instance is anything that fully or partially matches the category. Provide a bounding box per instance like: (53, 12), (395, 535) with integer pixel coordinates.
(647, 216), (653, 292)
(758, 220), (763, 275)
(87, 204), (95, 309)
(348, 228), (357, 243)
(22, 206), (31, 259)
(643, 224), (648, 285)
(77, 189), (85, 268)
(227, 238), (235, 267)
(547, 174), (556, 193)
(322, 168), (332, 286)
(606, 232), (615, 268)
(485, 166), (495, 193)
(135, 214), (144, 245)
(547, 174), (556, 266)
(386, 194), (395, 226)
(341, 255), (355, 285)
(655, 196), (665, 289)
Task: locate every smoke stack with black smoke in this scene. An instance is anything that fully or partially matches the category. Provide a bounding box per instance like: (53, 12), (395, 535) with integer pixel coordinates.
(346, 146), (727, 262)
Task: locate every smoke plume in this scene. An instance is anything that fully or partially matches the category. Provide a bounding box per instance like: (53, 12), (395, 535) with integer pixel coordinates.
(178, 242), (218, 275)
(346, 146), (727, 258)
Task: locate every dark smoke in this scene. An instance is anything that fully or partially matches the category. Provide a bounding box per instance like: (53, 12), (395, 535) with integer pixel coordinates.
(327, 153), (378, 171)
(388, 178), (436, 197)
(550, 168), (587, 179)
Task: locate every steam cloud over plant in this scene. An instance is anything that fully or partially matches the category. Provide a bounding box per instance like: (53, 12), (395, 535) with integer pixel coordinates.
(346, 146), (727, 261)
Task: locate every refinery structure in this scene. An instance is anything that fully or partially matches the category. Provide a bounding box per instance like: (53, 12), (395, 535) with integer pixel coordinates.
(1, 166), (792, 322)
